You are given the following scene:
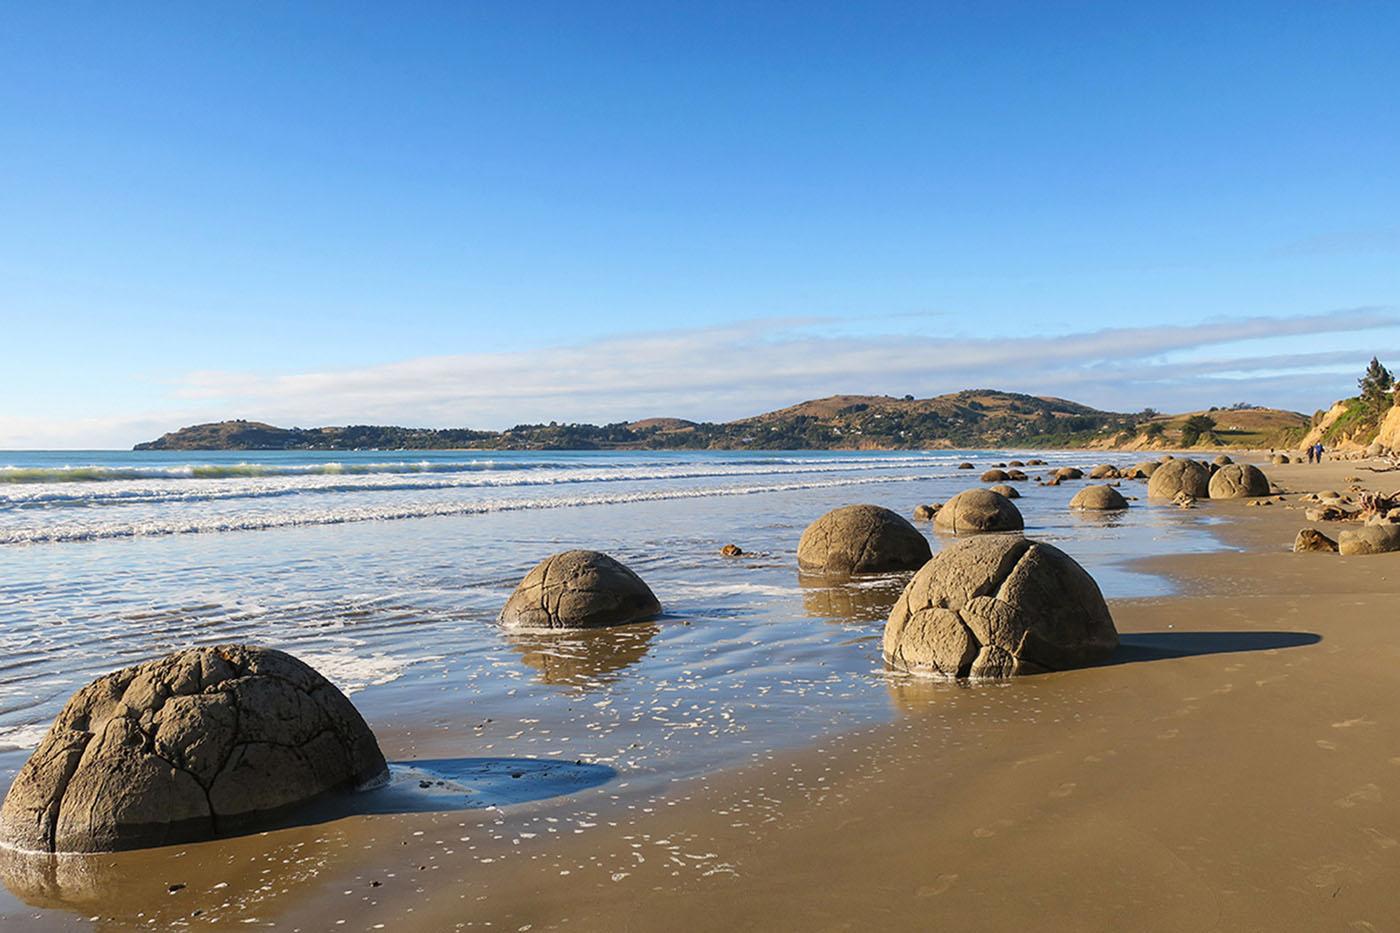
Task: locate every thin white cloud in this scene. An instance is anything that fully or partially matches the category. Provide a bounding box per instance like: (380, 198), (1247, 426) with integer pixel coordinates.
(5, 307), (1396, 448)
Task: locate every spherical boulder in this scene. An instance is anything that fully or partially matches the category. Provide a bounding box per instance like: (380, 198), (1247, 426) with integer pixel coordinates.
(934, 489), (1024, 534)
(957, 462), (974, 470)
(1089, 464), (1118, 479)
(0, 645), (387, 854)
(1007, 460), (1025, 468)
(883, 536), (1118, 678)
(1130, 461), (1160, 478)
(796, 505), (931, 574)
(1025, 459), (1046, 466)
(1207, 464), (1270, 499)
(1005, 469), (1028, 481)
(1147, 459), (1211, 499)
(1213, 454), (1234, 466)
(500, 550), (661, 629)
(1054, 467), (1084, 480)
(1070, 485), (1129, 510)
(988, 484), (1020, 499)
(980, 469), (1010, 482)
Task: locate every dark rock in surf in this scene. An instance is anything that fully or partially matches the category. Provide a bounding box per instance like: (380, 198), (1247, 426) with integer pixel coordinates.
(797, 505), (932, 574)
(500, 550), (662, 629)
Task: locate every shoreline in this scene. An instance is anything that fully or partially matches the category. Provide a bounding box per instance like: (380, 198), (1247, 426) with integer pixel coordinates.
(2, 455), (1398, 929)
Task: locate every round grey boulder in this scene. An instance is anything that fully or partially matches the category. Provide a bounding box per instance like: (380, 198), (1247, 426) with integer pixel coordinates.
(1130, 460), (1160, 478)
(1147, 458), (1211, 499)
(934, 489), (1024, 534)
(1207, 463), (1270, 499)
(1213, 454), (1234, 466)
(988, 484), (1020, 499)
(0, 645), (387, 854)
(883, 536), (1118, 678)
(1054, 467), (1084, 480)
(797, 504), (931, 574)
(980, 469), (1010, 482)
(1070, 485), (1129, 510)
(1089, 464), (1118, 479)
(500, 550), (661, 629)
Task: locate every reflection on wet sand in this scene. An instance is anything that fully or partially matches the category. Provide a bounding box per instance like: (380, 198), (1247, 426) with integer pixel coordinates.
(799, 572), (908, 624)
(0, 816), (374, 928)
(507, 622), (659, 687)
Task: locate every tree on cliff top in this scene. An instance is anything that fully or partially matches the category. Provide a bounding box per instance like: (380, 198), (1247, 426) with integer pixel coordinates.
(1359, 357), (1394, 411)
(1180, 414), (1217, 447)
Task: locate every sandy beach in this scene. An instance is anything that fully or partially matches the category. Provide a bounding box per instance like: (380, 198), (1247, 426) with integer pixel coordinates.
(2, 454), (1398, 931)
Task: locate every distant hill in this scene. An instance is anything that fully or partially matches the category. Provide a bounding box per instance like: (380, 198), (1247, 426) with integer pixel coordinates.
(135, 390), (1307, 452)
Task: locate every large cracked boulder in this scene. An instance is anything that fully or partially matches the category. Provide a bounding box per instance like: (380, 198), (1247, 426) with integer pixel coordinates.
(1207, 463), (1270, 499)
(500, 550), (662, 629)
(1070, 485), (1129, 510)
(934, 489), (1024, 534)
(797, 505), (931, 574)
(0, 645), (387, 854)
(883, 536), (1118, 678)
(1147, 458), (1211, 499)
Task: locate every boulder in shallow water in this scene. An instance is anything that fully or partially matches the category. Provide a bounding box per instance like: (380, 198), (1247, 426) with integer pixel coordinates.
(797, 504), (932, 574)
(987, 484), (1020, 499)
(500, 550), (662, 629)
(1147, 459), (1211, 499)
(934, 489), (1024, 534)
(980, 469), (1010, 482)
(0, 645), (387, 854)
(1054, 467), (1084, 480)
(1089, 464), (1118, 479)
(912, 504), (939, 521)
(1207, 463), (1271, 499)
(883, 535), (1118, 678)
(1070, 485), (1129, 510)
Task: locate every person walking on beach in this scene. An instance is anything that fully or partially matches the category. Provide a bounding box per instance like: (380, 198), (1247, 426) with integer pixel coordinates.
(1315, 443), (1324, 463)
(1307, 445), (1315, 463)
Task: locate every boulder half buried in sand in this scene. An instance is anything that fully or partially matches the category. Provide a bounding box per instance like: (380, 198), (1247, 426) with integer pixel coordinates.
(0, 645), (387, 854)
(1338, 525), (1400, 556)
(797, 504), (931, 574)
(1294, 528), (1339, 553)
(1147, 458), (1211, 499)
(1070, 485), (1129, 510)
(934, 489), (1024, 534)
(500, 550), (661, 629)
(883, 535), (1118, 678)
(1207, 464), (1270, 499)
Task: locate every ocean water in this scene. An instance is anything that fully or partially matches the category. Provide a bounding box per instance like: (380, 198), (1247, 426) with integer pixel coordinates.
(0, 448), (1227, 796)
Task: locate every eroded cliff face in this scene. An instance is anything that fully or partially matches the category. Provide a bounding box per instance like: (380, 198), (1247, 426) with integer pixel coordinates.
(1299, 399), (1400, 452)
(1375, 404), (1400, 451)
(1300, 401), (1352, 449)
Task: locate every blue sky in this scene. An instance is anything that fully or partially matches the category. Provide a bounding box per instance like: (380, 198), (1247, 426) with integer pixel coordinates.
(2, 1), (1397, 447)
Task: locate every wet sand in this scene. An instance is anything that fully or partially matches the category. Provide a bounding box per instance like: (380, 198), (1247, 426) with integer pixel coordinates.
(4, 456), (1399, 930)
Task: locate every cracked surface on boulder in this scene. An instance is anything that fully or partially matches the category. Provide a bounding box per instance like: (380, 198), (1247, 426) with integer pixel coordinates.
(883, 535), (1118, 678)
(1207, 464), (1270, 499)
(796, 505), (932, 574)
(933, 489), (1024, 534)
(0, 645), (388, 854)
(1147, 459), (1211, 499)
(499, 550), (662, 629)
